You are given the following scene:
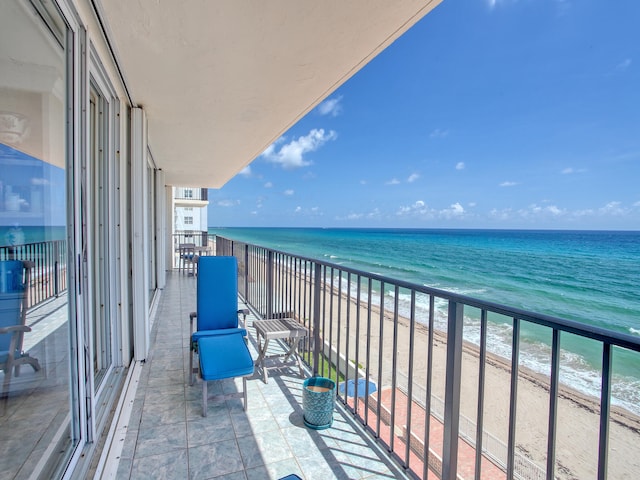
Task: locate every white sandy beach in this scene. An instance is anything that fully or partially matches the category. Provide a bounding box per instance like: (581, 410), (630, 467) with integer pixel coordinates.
(284, 269), (640, 479)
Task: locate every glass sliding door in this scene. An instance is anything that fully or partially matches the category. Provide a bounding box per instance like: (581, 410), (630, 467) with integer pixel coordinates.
(0, 1), (80, 477)
(147, 161), (156, 305)
(88, 84), (112, 390)
(83, 46), (123, 436)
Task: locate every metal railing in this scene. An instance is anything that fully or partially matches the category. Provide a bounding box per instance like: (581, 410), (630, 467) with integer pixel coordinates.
(216, 235), (640, 480)
(171, 231), (211, 269)
(0, 239), (68, 308)
(172, 231), (209, 249)
(174, 187), (208, 201)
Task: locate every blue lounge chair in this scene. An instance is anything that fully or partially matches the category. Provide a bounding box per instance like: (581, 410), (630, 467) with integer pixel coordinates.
(188, 256), (254, 414)
(1, 260), (40, 408)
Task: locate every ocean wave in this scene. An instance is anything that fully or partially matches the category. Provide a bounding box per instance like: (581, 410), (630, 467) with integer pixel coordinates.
(346, 284), (640, 416)
(629, 327), (640, 336)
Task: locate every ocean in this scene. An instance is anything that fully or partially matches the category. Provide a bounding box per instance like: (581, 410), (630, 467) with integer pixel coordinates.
(210, 227), (640, 415)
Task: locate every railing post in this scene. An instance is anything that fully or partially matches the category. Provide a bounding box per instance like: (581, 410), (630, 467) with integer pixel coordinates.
(244, 245), (249, 302)
(312, 263), (322, 375)
(598, 343), (612, 480)
(53, 240), (60, 297)
(266, 250), (274, 319)
(442, 300), (464, 480)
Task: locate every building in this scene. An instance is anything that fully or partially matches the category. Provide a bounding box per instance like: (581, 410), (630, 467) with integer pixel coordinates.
(0, 1), (443, 478)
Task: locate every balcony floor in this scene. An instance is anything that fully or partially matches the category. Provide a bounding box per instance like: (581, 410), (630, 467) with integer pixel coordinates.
(114, 271), (408, 480)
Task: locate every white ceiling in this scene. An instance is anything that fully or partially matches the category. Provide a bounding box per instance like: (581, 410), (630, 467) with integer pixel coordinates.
(98, 0), (442, 188)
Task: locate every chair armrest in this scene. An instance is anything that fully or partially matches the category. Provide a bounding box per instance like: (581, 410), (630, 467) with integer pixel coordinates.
(189, 311), (197, 334)
(0, 325), (31, 335)
(237, 309), (249, 328)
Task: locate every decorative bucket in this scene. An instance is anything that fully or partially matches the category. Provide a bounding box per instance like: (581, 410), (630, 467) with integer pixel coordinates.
(302, 376), (335, 430)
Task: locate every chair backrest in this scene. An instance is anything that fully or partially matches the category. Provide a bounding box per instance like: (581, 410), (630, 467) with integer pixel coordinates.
(0, 260), (29, 353)
(196, 256), (239, 331)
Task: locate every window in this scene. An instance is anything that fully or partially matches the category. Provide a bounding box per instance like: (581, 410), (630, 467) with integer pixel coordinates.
(0, 1), (80, 477)
(184, 216), (193, 225)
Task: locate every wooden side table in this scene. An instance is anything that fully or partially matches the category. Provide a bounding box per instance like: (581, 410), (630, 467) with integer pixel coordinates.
(253, 318), (308, 383)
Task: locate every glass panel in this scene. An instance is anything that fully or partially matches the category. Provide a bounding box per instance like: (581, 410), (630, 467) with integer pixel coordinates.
(0, 1), (79, 477)
(147, 163), (155, 304)
(89, 84), (112, 390)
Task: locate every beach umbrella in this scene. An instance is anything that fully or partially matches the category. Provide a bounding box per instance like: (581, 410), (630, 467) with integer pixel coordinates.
(338, 378), (377, 398)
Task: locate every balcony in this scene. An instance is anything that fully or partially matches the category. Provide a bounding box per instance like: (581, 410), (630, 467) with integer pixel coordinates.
(174, 188), (209, 206)
(101, 235), (640, 479)
(5, 238), (640, 479)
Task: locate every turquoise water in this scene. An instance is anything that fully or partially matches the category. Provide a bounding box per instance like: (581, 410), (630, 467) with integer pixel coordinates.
(0, 225), (66, 246)
(211, 227), (640, 414)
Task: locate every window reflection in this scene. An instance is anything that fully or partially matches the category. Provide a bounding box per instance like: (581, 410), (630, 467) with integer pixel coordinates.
(0, 1), (77, 478)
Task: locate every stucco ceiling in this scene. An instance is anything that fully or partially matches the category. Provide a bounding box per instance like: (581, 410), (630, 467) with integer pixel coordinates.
(97, 0), (442, 188)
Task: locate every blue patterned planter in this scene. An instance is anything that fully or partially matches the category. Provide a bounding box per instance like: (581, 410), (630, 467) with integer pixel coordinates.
(302, 376), (335, 430)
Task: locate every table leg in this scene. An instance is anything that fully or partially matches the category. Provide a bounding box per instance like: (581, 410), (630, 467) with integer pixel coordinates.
(253, 332), (270, 383)
(261, 338), (270, 383)
(283, 339), (305, 378)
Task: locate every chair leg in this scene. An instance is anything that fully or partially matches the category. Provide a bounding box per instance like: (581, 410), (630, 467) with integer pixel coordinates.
(243, 376), (248, 412)
(202, 379), (207, 417)
(189, 348), (194, 386)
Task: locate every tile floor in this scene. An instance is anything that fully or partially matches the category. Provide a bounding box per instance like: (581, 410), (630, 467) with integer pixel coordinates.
(113, 271), (409, 480)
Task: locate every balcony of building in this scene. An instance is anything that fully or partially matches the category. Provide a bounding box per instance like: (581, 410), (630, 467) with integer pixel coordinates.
(102, 236), (640, 479)
(174, 188), (209, 207)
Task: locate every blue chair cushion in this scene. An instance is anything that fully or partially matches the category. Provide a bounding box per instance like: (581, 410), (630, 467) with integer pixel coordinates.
(192, 327), (247, 343)
(198, 332), (254, 381)
(197, 257), (240, 331)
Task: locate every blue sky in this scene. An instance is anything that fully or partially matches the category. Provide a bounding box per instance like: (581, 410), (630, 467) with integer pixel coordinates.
(208, 0), (640, 230)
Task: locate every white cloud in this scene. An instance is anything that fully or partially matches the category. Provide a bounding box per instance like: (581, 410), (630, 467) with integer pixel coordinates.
(407, 173), (420, 183)
(500, 181), (518, 187)
(561, 167), (586, 174)
(395, 200), (469, 220)
(616, 58), (632, 72)
(397, 200), (431, 217)
(217, 199), (238, 207)
(283, 189), (294, 196)
(317, 96), (343, 117)
(264, 181), (273, 188)
(294, 206), (324, 217)
(456, 162), (465, 170)
(31, 177), (51, 185)
(441, 202), (465, 218)
(633, 201), (640, 208)
(386, 178), (401, 185)
(238, 166), (251, 176)
(599, 201), (625, 215)
(261, 128), (337, 169)
(489, 208), (513, 220)
(468, 202), (477, 208)
(429, 128), (449, 139)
